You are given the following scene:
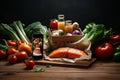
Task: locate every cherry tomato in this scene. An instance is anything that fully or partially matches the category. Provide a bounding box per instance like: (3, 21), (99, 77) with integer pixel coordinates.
(95, 42), (113, 60)
(7, 48), (19, 55)
(18, 43), (32, 55)
(16, 51), (28, 62)
(110, 34), (120, 43)
(17, 40), (22, 45)
(25, 60), (35, 69)
(0, 50), (7, 59)
(7, 54), (18, 64)
(50, 19), (58, 30)
(7, 40), (17, 47)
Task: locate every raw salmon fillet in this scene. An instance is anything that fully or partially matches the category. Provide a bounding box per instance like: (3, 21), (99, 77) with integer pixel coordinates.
(48, 47), (87, 59)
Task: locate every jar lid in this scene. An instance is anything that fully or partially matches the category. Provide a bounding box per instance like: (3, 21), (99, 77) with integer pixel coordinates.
(58, 14), (65, 19)
(65, 20), (72, 25)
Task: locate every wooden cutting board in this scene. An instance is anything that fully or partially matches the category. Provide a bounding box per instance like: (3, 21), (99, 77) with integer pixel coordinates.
(35, 58), (96, 67)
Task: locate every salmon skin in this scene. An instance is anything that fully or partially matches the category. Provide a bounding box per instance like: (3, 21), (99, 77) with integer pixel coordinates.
(48, 47), (87, 59)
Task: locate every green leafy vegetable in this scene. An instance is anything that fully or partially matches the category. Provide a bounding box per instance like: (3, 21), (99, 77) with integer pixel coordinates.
(34, 66), (45, 72)
(24, 22), (48, 42)
(46, 64), (52, 68)
(82, 23), (112, 42)
(113, 52), (120, 62)
(0, 44), (10, 51)
(67, 23), (112, 50)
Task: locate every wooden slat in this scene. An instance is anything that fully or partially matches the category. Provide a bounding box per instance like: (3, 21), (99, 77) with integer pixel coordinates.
(0, 72), (120, 80)
(1, 60), (120, 80)
(34, 58), (96, 67)
(93, 61), (120, 67)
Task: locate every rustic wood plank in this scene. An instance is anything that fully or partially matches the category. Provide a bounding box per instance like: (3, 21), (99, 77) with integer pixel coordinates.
(34, 58), (96, 67)
(0, 72), (120, 80)
(93, 61), (120, 67)
(1, 60), (120, 80)
(0, 64), (120, 73)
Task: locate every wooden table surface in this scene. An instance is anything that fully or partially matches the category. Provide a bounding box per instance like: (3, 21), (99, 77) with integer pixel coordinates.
(0, 60), (120, 80)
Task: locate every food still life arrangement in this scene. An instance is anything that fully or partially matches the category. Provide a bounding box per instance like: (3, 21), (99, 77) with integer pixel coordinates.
(0, 14), (120, 70)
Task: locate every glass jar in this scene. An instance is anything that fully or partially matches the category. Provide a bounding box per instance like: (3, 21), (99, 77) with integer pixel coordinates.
(57, 14), (65, 31)
(64, 20), (73, 33)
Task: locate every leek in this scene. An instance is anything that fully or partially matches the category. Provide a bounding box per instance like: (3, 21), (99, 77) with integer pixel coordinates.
(11, 21), (30, 44)
(0, 23), (20, 40)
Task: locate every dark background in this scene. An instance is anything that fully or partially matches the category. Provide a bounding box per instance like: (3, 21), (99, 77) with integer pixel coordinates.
(0, 0), (120, 32)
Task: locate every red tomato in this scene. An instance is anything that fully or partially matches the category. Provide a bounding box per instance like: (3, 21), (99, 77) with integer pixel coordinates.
(7, 40), (17, 47)
(0, 50), (7, 59)
(17, 40), (22, 45)
(50, 19), (58, 30)
(7, 54), (18, 64)
(7, 48), (19, 55)
(95, 42), (113, 60)
(110, 34), (120, 43)
(25, 60), (35, 69)
(16, 51), (28, 62)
